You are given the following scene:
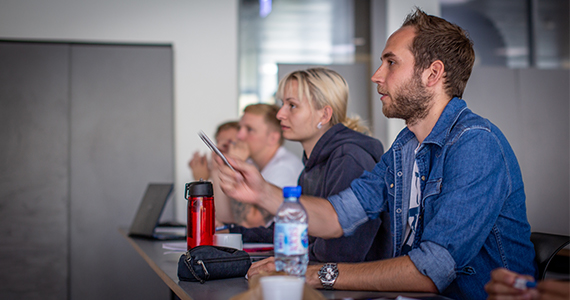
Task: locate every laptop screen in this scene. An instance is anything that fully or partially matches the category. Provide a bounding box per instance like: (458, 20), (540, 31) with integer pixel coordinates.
(128, 183), (174, 237)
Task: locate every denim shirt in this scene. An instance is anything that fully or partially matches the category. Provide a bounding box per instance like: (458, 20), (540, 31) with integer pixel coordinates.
(328, 98), (536, 300)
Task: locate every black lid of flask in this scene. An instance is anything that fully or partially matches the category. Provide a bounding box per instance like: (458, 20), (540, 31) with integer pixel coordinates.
(185, 180), (213, 199)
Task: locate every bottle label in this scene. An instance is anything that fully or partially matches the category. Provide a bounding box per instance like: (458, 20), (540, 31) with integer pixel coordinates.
(274, 223), (308, 255)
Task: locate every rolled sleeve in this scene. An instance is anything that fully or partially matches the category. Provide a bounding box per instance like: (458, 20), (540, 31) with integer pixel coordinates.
(408, 241), (457, 292)
(327, 188), (369, 236)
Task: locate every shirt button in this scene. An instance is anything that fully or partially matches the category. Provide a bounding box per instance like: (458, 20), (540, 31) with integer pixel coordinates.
(397, 171), (403, 177)
(421, 176), (426, 181)
(396, 208), (402, 214)
(390, 183), (394, 188)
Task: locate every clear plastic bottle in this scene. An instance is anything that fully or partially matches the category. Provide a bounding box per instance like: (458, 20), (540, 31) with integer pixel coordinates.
(273, 186), (309, 277)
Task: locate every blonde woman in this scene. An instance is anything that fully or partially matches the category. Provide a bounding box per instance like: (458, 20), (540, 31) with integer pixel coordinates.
(276, 67), (389, 263)
(227, 68), (390, 263)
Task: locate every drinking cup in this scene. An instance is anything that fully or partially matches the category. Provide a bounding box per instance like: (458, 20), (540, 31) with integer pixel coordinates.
(260, 275), (304, 300)
(213, 233), (243, 250)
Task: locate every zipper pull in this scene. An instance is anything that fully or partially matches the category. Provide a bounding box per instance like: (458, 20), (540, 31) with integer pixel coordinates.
(197, 260), (210, 280)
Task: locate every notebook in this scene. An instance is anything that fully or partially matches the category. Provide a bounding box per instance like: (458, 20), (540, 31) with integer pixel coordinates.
(128, 183), (186, 240)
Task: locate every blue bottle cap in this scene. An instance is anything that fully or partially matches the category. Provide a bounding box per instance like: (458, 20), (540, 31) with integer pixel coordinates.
(283, 186), (302, 198)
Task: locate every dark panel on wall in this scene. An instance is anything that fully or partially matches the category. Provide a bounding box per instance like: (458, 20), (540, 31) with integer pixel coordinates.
(0, 42), (70, 299)
(69, 44), (173, 300)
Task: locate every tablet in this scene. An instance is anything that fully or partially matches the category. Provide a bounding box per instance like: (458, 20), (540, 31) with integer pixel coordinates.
(198, 130), (235, 172)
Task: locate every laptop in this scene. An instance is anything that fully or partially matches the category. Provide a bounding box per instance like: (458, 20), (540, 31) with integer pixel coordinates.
(128, 183), (186, 240)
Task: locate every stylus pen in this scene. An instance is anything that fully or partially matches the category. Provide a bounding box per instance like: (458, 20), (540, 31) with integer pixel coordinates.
(513, 278), (537, 290)
(216, 225), (230, 231)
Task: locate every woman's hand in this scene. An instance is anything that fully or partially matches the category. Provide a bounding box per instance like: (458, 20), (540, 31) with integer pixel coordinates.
(247, 257), (276, 278)
(216, 155), (284, 214)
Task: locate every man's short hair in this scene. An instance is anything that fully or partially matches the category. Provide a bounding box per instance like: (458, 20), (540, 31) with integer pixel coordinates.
(402, 8), (475, 98)
(214, 121), (239, 139)
(243, 103), (284, 145)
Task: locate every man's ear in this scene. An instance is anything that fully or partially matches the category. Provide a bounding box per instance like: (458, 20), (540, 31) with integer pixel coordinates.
(425, 60), (445, 88)
(268, 129), (281, 145)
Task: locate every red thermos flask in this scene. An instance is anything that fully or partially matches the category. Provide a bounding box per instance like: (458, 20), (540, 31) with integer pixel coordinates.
(185, 180), (215, 250)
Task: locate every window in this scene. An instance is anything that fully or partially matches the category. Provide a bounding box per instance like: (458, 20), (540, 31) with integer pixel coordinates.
(238, 0), (369, 111)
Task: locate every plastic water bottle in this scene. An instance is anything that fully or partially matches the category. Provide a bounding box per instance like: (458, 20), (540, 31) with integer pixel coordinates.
(273, 186), (309, 277)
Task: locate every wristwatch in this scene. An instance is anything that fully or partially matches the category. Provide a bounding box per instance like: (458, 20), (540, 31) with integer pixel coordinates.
(318, 263), (339, 290)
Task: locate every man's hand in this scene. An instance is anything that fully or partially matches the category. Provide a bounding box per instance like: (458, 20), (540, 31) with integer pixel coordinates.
(247, 258), (322, 290)
(189, 151), (209, 180)
(228, 140), (250, 161)
(305, 264), (323, 288)
(485, 268), (539, 300)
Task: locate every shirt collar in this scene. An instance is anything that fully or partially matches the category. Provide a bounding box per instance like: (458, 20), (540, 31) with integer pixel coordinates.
(422, 97), (468, 147)
(391, 97), (468, 150)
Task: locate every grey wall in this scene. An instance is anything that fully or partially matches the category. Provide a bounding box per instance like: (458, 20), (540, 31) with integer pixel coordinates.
(0, 0), (240, 226)
(463, 67), (569, 236)
(0, 42), (70, 299)
(0, 42), (174, 300)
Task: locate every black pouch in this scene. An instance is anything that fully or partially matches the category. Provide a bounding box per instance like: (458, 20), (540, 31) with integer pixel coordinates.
(177, 245), (252, 283)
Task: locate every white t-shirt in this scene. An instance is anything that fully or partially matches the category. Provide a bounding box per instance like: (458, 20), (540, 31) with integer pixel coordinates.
(260, 146), (304, 188)
(402, 145), (421, 253)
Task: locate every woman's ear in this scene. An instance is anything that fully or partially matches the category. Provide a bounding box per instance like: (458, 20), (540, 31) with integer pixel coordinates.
(320, 105), (333, 125)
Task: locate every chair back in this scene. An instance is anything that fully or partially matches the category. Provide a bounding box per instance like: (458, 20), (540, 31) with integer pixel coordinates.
(530, 232), (570, 280)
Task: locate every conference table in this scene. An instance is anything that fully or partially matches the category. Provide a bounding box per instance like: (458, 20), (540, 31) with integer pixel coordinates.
(119, 229), (452, 300)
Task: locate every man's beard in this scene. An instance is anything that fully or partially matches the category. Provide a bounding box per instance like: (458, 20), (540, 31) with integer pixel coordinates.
(381, 73), (433, 125)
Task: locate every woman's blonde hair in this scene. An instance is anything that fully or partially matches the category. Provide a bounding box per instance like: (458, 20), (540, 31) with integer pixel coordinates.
(275, 67), (370, 134)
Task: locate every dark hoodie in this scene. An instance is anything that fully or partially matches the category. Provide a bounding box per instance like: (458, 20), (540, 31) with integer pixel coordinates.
(232, 123), (391, 262)
(301, 123), (391, 262)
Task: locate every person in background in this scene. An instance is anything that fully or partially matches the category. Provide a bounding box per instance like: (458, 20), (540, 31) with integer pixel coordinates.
(188, 121), (239, 224)
(217, 8), (535, 299)
(485, 268), (569, 300)
(227, 67), (390, 262)
(216, 104), (304, 228)
(188, 121), (239, 181)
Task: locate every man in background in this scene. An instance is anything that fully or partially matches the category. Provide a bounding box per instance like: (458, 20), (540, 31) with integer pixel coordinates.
(217, 104), (303, 228)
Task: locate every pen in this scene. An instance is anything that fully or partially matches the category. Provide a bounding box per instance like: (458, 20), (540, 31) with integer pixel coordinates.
(513, 277), (537, 290)
(216, 224), (230, 231)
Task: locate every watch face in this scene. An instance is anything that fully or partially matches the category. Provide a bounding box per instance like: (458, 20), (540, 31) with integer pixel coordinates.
(323, 267), (335, 280)
(319, 263), (338, 286)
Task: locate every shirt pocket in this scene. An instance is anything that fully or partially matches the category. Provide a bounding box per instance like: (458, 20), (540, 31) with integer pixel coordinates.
(422, 178), (442, 201)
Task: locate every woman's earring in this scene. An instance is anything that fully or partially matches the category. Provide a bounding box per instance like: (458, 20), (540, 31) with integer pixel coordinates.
(317, 122), (323, 129)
